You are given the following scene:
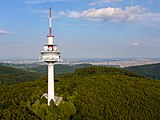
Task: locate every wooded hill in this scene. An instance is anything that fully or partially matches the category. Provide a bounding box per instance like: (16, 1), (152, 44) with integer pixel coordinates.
(125, 63), (160, 79)
(30, 64), (92, 75)
(0, 66), (160, 119)
(0, 65), (44, 85)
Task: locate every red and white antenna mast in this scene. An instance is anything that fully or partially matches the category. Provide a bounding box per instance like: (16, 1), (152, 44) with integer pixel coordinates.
(47, 7), (54, 45)
(49, 7), (52, 37)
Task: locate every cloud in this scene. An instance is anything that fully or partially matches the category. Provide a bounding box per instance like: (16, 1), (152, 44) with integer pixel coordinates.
(89, 0), (123, 6)
(0, 29), (10, 35)
(59, 11), (66, 16)
(25, 0), (67, 4)
(61, 6), (160, 24)
(130, 42), (139, 46)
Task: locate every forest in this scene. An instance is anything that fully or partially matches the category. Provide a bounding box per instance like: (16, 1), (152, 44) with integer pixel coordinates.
(0, 65), (160, 119)
(125, 63), (160, 79)
(0, 65), (44, 85)
(29, 64), (92, 75)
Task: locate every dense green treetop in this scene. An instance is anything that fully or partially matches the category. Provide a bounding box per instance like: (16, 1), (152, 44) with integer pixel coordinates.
(0, 66), (160, 119)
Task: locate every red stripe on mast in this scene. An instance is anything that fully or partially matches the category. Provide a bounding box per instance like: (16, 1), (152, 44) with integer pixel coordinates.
(49, 28), (52, 37)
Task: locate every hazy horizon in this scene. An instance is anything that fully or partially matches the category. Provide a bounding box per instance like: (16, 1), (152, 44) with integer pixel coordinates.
(1, 57), (160, 61)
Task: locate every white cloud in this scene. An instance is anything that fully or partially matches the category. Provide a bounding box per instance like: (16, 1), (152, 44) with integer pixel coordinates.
(66, 7), (128, 22)
(0, 29), (10, 35)
(61, 6), (160, 24)
(68, 11), (82, 18)
(59, 11), (66, 16)
(130, 42), (140, 46)
(89, 0), (123, 6)
(25, 0), (66, 4)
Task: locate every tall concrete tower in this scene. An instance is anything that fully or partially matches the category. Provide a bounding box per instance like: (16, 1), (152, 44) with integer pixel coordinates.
(41, 8), (60, 105)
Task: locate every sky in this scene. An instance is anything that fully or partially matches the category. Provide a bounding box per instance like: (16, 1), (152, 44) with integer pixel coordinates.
(0, 0), (160, 59)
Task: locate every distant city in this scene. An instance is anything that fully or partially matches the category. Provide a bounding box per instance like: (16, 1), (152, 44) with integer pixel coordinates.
(1, 58), (160, 68)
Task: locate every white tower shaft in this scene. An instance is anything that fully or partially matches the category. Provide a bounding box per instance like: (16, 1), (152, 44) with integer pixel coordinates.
(48, 63), (54, 105)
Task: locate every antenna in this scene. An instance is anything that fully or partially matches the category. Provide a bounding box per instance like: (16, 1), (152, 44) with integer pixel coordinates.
(49, 7), (52, 37)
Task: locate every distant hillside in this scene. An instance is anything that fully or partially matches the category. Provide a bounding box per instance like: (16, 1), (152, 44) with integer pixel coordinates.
(30, 64), (92, 75)
(0, 63), (92, 85)
(1, 66), (160, 119)
(0, 65), (44, 85)
(125, 63), (160, 79)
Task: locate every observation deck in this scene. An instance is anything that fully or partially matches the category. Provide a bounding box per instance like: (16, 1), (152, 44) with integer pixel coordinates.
(41, 45), (60, 62)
